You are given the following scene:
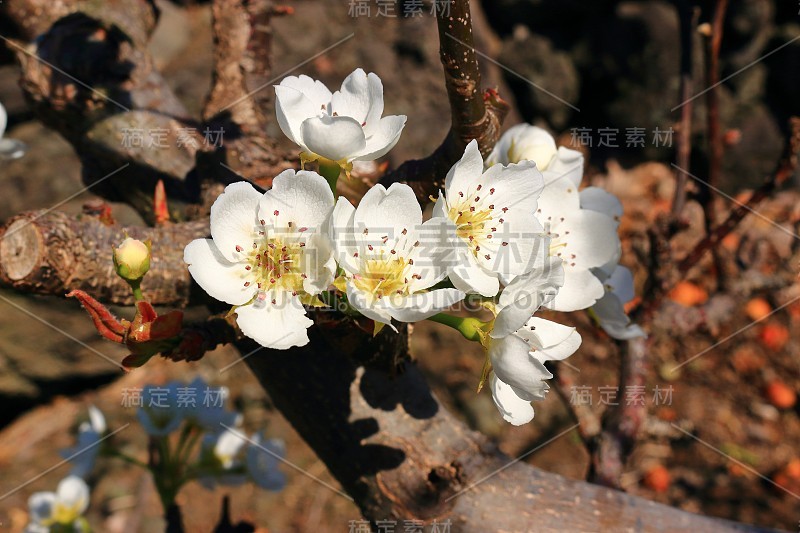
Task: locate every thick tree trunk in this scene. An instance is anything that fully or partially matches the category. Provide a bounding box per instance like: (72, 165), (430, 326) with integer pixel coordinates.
(241, 321), (772, 532)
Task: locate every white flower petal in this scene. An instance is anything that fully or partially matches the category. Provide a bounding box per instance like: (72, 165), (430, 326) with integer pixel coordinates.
(87, 405), (106, 433)
(56, 475), (90, 516)
(330, 198), (360, 274)
(184, 239), (255, 305)
(354, 115), (407, 161)
(235, 294), (312, 350)
(580, 187), (623, 225)
(547, 266), (605, 312)
(330, 68), (372, 123)
(345, 280), (394, 326)
(492, 257), (563, 339)
(278, 74), (332, 108)
(300, 114), (366, 162)
(408, 217), (452, 291)
(362, 72), (385, 137)
(538, 173), (580, 214)
(490, 374), (536, 426)
(490, 212), (547, 281)
(489, 334), (553, 397)
(487, 124), (558, 168)
(0, 101), (6, 139)
(213, 429), (247, 469)
(210, 181), (263, 262)
(354, 182), (422, 237)
(302, 232), (336, 295)
(517, 317), (582, 361)
(431, 191), (448, 219)
(274, 85), (318, 148)
(27, 492), (56, 524)
(550, 209), (620, 271)
(386, 288), (465, 322)
(259, 169), (334, 230)
(608, 265), (635, 304)
(592, 291), (646, 340)
(479, 159), (544, 216)
(444, 139), (484, 195)
(544, 146), (584, 185)
(448, 249), (500, 297)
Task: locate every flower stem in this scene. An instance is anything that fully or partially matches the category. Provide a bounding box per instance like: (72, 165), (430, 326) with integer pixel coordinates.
(427, 313), (486, 342)
(318, 160), (341, 194)
(105, 449), (149, 469)
(128, 279), (145, 302)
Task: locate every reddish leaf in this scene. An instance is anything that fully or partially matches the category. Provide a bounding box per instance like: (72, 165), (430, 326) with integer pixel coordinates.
(67, 290), (125, 343)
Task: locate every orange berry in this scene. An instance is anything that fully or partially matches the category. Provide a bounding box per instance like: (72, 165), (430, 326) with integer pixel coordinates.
(721, 233), (740, 251)
(745, 298), (772, 322)
(784, 459), (800, 479)
(765, 380), (796, 410)
(758, 323), (789, 351)
(643, 465), (671, 493)
(668, 281), (708, 307)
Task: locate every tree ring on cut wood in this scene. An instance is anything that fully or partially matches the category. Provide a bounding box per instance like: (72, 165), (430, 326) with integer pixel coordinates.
(0, 219), (42, 281)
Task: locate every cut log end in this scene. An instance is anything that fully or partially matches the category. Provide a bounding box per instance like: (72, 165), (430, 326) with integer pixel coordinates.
(0, 219), (42, 281)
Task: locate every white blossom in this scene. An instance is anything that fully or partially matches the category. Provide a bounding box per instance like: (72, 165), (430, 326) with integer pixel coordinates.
(489, 124), (621, 311)
(432, 139), (548, 297)
(591, 265), (646, 340)
(483, 255), (582, 425)
(197, 428), (248, 489)
(331, 182), (464, 327)
(275, 68), (406, 168)
(26, 476), (90, 533)
(485, 123), (557, 170)
(184, 172), (336, 349)
(60, 406), (106, 479)
(0, 102), (26, 160)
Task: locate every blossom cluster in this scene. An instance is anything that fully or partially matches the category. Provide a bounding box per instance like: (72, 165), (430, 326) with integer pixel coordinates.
(184, 68), (642, 426)
(27, 378), (285, 532)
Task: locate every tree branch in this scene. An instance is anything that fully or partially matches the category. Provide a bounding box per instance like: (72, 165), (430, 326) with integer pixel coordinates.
(241, 321), (771, 531)
(0, 211), (207, 306)
(589, 336), (649, 488)
(671, 0), (699, 220)
(202, 0), (297, 184)
(379, 1), (509, 201)
(678, 117), (800, 274)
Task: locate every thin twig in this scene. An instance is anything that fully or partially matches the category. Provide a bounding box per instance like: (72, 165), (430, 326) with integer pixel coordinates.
(671, 1), (700, 219)
(678, 117), (800, 274)
(589, 336), (649, 488)
(703, 0), (729, 284)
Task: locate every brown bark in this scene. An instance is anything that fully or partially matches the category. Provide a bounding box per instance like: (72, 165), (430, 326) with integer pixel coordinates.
(241, 321), (771, 531)
(0, 211), (207, 306)
(201, 0), (297, 184)
(379, 1), (509, 201)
